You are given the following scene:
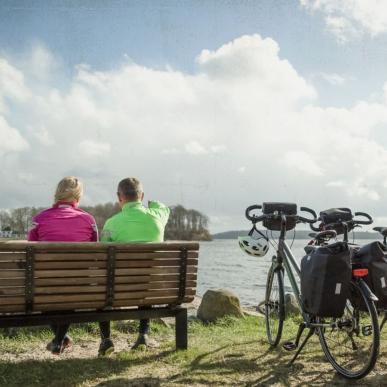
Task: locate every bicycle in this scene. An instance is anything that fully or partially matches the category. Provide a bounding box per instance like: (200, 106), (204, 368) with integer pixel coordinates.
(369, 226), (387, 331)
(314, 212), (387, 333)
(245, 203), (380, 379)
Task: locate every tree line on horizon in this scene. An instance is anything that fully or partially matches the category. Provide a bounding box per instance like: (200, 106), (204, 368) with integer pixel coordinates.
(0, 203), (211, 241)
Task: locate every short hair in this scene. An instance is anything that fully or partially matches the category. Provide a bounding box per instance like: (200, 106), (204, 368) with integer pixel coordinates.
(54, 176), (83, 203)
(117, 178), (143, 201)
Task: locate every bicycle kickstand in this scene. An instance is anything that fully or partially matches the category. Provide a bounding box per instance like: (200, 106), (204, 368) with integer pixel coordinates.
(380, 313), (387, 331)
(287, 327), (315, 366)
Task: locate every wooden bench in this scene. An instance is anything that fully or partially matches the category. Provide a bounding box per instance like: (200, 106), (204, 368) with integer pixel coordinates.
(0, 241), (199, 350)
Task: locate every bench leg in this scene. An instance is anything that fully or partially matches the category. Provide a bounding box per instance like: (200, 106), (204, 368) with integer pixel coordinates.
(175, 308), (188, 350)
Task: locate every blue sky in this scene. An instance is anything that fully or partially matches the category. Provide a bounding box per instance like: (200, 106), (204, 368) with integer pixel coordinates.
(2, 0), (387, 232)
(1, 0), (386, 106)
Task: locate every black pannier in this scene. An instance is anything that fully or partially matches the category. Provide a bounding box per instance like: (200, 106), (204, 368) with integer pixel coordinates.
(262, 202), (297, 231)
(301, 242), (351, 317)
(352, 241), (387, 309)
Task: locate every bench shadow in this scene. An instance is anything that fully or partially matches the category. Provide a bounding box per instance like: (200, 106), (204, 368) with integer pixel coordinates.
(0, 350), (173, 387)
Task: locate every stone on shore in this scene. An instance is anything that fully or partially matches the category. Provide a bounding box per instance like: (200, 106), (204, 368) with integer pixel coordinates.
(285, 293), (300, 316)
(197, 289), (244, 322)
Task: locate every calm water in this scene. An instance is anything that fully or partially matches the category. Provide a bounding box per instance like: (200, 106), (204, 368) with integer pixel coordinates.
(197, 239), (373, 306)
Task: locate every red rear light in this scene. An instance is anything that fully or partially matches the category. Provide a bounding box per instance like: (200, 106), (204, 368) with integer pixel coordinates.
(353, 268), (369, 277)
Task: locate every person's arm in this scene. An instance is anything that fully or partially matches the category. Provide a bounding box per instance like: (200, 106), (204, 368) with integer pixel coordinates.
(148, 201), (170, 225)
(90, 217), (99, 242)
(27, 220), (39, 241)
(100, 219), (114, 242)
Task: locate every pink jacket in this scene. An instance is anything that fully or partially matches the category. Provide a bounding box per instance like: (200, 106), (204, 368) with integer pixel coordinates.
(28, 202), (98, 242)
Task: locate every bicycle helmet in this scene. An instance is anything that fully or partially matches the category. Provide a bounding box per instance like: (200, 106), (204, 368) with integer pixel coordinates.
(238, 226), (269, 257)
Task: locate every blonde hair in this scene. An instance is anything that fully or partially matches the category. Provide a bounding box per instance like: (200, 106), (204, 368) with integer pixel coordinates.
(54, 176), (83, 203)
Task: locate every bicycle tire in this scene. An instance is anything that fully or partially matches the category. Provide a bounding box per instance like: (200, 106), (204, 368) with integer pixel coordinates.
(318, 280), (380, 379)
(264, 264), (285, 346)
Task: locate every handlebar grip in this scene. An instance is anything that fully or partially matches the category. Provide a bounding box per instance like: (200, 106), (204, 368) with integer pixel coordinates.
(354, 211), (373, 225)
(245, 205), (262, 221)
(300, 206), (317, 221)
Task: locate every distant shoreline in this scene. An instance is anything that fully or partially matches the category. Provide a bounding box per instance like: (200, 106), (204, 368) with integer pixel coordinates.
(211, 230), (383, 240)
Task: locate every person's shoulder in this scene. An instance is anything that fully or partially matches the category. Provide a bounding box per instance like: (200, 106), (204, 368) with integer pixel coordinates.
(33, 207), (54, 221)
(103, 212), (123, 228)
(75, 208), (97, 223)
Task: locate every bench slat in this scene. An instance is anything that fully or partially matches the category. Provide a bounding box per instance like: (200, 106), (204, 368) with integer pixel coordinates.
(34, 273), (197, 286)
(0, 253), (25, 262)
(0, 288), (197, 306)
(34, 258), (198, 270)
(34, 266), (197, 278)
(0, 261), (26, 269)
(0, 270), (25, 279)
(34, 251), (198, 261)
(34, 280), (197, 294)
(0, 278), (24, 286)
(0, 241), (199, 252)
(0, 287), (25, 296)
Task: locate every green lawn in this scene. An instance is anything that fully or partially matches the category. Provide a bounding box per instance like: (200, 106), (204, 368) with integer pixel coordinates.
(0, 316), (385, 386)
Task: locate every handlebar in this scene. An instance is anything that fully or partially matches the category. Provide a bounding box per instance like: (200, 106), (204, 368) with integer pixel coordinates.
(245, 204), (318, 225)
(245, 205), (263, 223)
(353, 212), (373, 225)
(309, 209), (373, 232)
(299, 207), (317, 224)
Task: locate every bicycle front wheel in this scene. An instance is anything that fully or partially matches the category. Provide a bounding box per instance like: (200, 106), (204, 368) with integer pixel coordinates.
(318, 280), (380, 379)
(264, 264), (285, 346)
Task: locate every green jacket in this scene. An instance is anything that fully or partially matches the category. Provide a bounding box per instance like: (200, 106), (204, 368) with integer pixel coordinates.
(101, 201), (170, 242)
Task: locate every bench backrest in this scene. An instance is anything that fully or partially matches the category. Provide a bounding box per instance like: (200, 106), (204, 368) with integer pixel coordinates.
(0, 241), (199, 314)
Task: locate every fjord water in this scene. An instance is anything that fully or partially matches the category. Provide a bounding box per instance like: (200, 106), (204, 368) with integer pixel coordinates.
(196, 238), (373, 307)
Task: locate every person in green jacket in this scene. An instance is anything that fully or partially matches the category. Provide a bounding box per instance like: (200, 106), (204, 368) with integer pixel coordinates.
(98, 177), (170, 355)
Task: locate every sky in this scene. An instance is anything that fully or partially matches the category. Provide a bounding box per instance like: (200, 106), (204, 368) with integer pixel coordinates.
(2, 0), (387, 232)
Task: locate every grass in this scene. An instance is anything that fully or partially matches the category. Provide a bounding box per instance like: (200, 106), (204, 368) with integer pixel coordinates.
(0, 316), (385, 386)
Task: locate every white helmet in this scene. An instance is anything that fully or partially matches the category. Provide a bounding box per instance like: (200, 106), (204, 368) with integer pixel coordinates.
(238, 228), (269, 257)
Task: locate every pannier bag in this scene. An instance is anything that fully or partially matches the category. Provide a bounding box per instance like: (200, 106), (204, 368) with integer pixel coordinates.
(301, 242), (351, 317)
(262, 202), (297, 231)
(352, 241), (387, 309)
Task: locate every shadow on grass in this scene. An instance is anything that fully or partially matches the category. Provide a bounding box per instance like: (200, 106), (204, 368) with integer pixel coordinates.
(0, 350), (173, 387)
(0, 340), (385, 387)
(95, 377), (161, 386)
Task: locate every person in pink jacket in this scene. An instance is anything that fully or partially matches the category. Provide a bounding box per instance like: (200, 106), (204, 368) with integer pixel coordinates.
(28, 177), (107, 355)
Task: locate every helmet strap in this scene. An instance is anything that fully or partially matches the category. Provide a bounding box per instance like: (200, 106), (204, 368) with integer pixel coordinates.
(248, 224), (269, 241)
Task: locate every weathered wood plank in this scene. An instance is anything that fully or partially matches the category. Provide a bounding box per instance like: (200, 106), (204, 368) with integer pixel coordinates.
(33, 266), (197, 278)
(0, 253), (25, 262)
(34, 273), (197, 286)
(0, 241), (200, 252)
(34, 258), (198, 270)
(34, 280), (197, 294)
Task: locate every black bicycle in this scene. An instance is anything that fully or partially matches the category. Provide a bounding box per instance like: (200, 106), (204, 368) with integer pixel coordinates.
(245, 203), (380, 379)
(370, 226), (387, 331)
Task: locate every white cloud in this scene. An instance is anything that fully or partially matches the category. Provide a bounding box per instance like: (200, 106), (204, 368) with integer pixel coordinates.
(326, 180), (344, 188)
(78, 140), (111, 158)
(301, 0), (387, 42)
(185, 141), (207, 155)
(0, 116), (29, 153)
(316, 72), (352, 86)
(283, 151), (324, 177)
(2, 39), (387, 231)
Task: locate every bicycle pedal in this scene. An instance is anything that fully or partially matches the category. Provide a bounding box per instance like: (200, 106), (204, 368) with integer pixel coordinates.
(283, 341), (297, 351)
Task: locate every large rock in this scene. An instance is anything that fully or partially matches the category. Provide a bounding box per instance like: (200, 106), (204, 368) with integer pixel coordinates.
(197, 289), (244, 322)
(285, 293), (300, 316)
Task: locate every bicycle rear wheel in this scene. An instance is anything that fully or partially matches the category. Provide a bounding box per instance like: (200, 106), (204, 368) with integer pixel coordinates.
(264, 263), (285, 346)
(318, 280), (380, 379)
